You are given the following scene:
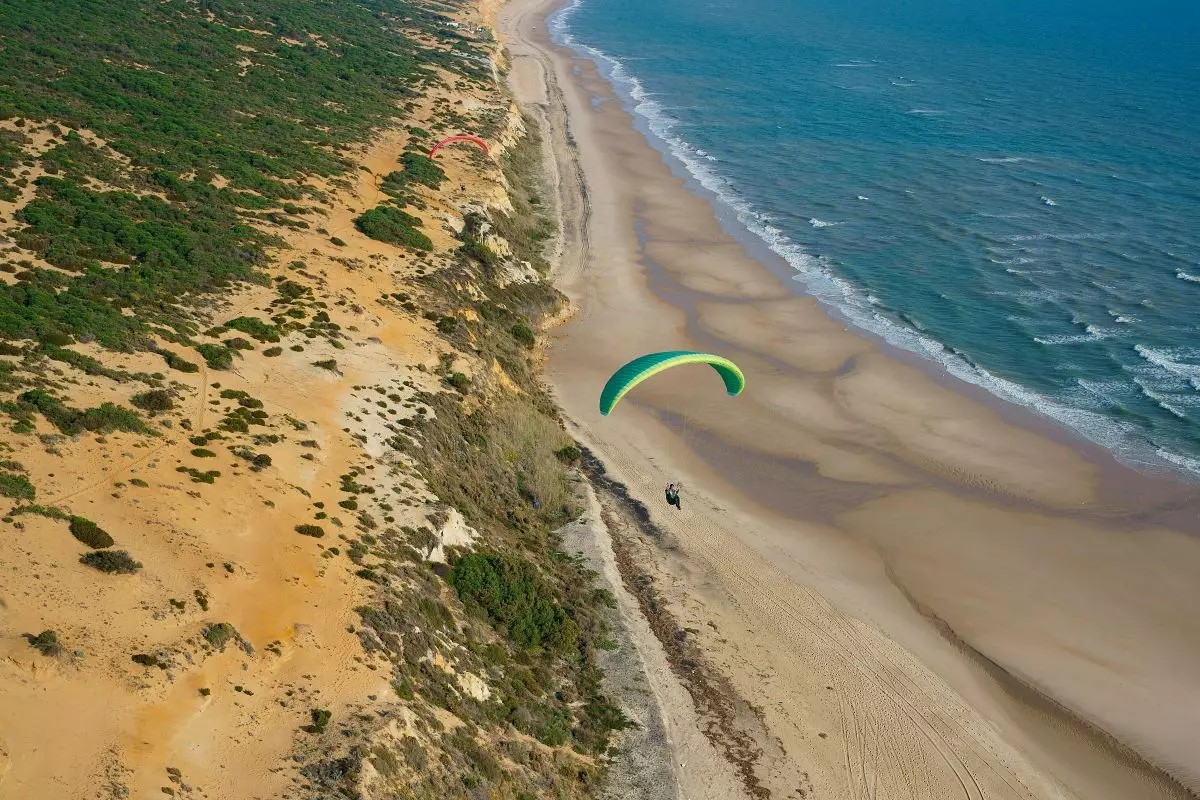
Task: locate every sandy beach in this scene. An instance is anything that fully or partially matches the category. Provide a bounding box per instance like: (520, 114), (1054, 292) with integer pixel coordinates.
(499, 1), (1200, 798)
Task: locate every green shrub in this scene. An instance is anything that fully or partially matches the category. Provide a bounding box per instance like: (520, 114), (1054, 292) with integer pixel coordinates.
(263, 346), (283, 357)
(24, 630), (63, 657)
(330, 236), (346, 247)
(202, 622), (237, 650)
(295, 524), (325, 538)
(553, 445), (581, 464)
(0, 471), (35, 500)
(446, 372), (469, 392)
(130, 389), (174, 413)
(190, 448), (216, 458)
(69, 516), (113, 548)
(301, 708), (332, 734)
(223, 336), (254, 352)
(355, 205), (433, 251)
(80, 550), (141, 574)
(399, 151), (446, 188)
(132, 653), (170, 669)
(448, 553), (579, 653)
(16, 390), (150, 436)
(195, 344), (233, 370)
(225, 316), (280, 342)
(161, 350), (200, 373)
(510, 323), (536, 348)
(313, 359), (338, 372)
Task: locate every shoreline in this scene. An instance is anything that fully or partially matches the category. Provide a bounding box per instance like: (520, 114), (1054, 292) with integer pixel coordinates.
(499, 0), (1200, 797)
(547, 0), (1200, 487)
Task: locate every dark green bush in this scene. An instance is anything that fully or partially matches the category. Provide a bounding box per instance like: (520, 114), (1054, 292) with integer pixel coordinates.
(263, 346), (283, 357)
(295, 524), (325, 538)
(161, 350), (200, 373)
(17, 390), (149, 436)
(301, 708), (332, 734)
(195, 344), (233, 370)
(510, 323), (536, 348)
(130, 389), (174, 413)
(24, 630), (63, 657)
(69, 516), (113, 548)
(225, 316), (279, 342)
(191, 448), (215, 458)
(355, 205), (433, 251)
(0, 471), (35, 500)
(202, 622), (237, 650)
(80, 549), (140, 574)
(448, 553), (579, 653)
(399, 151), (446, 189)
(553, 445), (581, 464)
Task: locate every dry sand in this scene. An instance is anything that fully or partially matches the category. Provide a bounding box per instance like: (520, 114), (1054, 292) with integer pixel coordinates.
(0, 23), (516, 795)
(499, 0), (1200, 798)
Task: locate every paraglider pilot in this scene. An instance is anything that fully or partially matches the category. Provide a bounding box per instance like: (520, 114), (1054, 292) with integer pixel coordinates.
(665, 484), (681, 510)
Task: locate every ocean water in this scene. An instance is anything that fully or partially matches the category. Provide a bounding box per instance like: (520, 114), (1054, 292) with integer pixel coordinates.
(550, 0), (1200, 478)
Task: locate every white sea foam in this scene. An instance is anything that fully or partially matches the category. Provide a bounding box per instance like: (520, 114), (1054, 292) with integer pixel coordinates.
(979, 156), (1031, 164)
(1177, 270), (1200, 283)
(1041, 196), (1058, 206)
(1134, 378), (1189, 419)
(1033, 324), (1111, 345)
(548, 0), (1200, 479)
(809, 218), (839, 228)
(857, 195), (870, 201)
(1157, 449), (1200, 475)
(907, 108), (947, 115)
(1135, 345), (1200, 389)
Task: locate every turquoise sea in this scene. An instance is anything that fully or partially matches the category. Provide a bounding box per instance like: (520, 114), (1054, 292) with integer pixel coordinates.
(550, 0), (1200, 477)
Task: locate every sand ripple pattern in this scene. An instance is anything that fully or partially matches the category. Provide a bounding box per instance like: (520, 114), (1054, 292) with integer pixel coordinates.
(590, 437), (1072, 800)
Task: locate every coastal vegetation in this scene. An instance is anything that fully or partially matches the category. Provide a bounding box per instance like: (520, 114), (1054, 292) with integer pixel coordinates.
(0, 0), (633, 797)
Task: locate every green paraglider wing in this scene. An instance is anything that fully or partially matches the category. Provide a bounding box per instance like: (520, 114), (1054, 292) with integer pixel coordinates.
(599, 351), (745, 416)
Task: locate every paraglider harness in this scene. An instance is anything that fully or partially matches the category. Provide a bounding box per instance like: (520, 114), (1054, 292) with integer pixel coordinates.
(665, 484), (682, 510)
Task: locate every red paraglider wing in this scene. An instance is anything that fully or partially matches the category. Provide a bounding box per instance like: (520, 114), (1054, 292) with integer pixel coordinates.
(428, 135), (490, 158)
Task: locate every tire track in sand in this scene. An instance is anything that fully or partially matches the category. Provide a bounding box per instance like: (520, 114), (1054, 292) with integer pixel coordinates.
(583, 428), (1072, 800)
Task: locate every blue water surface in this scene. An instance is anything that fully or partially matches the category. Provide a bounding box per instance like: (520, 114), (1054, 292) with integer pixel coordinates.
(551, 0), (1200, 476)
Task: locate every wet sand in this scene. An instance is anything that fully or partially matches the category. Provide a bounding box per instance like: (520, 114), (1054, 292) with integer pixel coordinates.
(499, 0), (1200, 797)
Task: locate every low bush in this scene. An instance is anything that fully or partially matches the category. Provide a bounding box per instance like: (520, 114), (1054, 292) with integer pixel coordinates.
(202, 622), (237, 650)
(224, 316), (280, 343)
(355, 205), (433, 251)
(448, 552), (579, 653)
(295, 524), (325, 538)
(17, 390), (150, 436)
(24, 630), (63, 657)
(130, 389), (174, 413)
(80, 549), (141, 574)
(0, 471), (35, 500)
(195, 343), (233, 370)
(301, 708), (332, 734)
(69, 516), (114, 548)
(510, 323), (536, 348)
(161, 350), (200, 373)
